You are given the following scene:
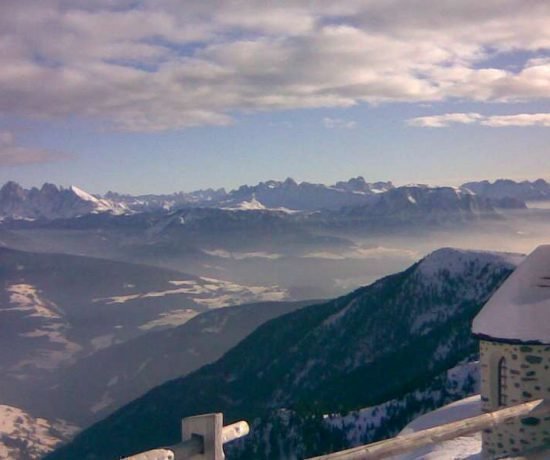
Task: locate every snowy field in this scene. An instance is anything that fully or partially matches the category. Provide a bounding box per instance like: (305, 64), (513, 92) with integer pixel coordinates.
(0, 405), (78, 460)
(394, 395), (482, 460)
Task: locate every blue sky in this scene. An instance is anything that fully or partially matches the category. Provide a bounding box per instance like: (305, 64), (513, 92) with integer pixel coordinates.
(0, 1), (549, 194)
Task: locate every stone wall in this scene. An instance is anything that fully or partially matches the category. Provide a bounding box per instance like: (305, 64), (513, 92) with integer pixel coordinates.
(479, 339), (550, 458)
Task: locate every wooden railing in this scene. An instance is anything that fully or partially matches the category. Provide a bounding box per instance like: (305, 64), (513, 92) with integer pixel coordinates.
(121, 399), (549, 460)
(306, 399), (549, 460)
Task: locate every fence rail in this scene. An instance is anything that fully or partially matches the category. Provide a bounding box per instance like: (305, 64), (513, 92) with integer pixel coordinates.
(306, 399), (549, 460)
(121, 399), (549, 460)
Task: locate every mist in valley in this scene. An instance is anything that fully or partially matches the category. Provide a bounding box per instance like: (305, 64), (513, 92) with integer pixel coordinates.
(4, 207), (549, 301)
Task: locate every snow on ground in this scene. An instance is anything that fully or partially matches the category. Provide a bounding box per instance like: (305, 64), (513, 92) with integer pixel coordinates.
(139, 308), (199, 330)
(417, 248), (524, 279)
(6, 284), (61, 319)
(69, 185), (126, 214)
(0, 405), (79, 460)
(90, 334), (116, 351)
(5, 284), (82, 372)
(94, 277), (288, 310)
(90, 392), (114, 414)
(13, 326), (82, 373)
(324, 361), (480, 448)
(226, 197), (267, 210)
(302, 245), (418, 261)
(202, 248), (283, 260)
(392, 395), (482, 460)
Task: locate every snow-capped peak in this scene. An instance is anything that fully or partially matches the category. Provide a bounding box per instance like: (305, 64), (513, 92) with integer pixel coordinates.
(233, 195), (267, 211)
(0, 182), (128, 220)
(69, 185), (100, 203)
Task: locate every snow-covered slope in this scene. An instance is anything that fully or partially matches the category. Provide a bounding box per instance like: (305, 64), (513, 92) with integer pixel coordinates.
(0, 405), (78, 460)
(394, 395), (482, 460)
(0, 182), (126, 220)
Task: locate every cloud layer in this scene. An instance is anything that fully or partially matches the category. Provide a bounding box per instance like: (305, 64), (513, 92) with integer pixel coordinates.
(408, 112), (550, 128)
(0, 1), (549, 131)
(0, 131), (68, 166)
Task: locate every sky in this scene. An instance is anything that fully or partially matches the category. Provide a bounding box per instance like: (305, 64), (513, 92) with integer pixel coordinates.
(0, 0), (549, 195)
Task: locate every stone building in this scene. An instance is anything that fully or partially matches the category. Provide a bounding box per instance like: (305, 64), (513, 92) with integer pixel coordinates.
(472, 245), (550, 458)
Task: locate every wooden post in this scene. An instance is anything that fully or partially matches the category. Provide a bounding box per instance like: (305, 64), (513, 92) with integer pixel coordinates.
(181, 413), (224, 460)
(121, 415), (249, 460)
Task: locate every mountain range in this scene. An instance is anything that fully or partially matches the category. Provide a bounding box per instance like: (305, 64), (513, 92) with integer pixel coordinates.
(4, 177), (545, 222)
(46, 248), (523, 460)
(462, 178), (550, 201)
(0, 182), (125, 220)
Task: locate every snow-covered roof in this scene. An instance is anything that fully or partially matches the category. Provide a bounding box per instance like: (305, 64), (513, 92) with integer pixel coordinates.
(472, 244), (550, 343)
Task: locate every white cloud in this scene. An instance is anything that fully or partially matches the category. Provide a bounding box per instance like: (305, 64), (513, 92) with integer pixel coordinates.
(323, 117), (357, 129)
(0, 131), (69, 166)
(408, 113), (550, 128)
(0, 1), (549, 131)
(481, 113), (550, 127)
(407, 113), (483, 128)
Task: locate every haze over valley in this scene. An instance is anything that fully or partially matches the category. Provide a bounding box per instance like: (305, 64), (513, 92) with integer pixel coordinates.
(2, 177), (549, 298)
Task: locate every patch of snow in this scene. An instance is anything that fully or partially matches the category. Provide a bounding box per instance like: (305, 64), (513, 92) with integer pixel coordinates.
(168, 280), (197, 286)
(303, 246), (418, 261)
(393, 395), (482, 460)
(202, 249), (283, 260)
(6, 284), (61, 319)
(323, 299), (357, 327)
(139, 309), (198, 330)
(229, 196), (267, 210)
(0, 405), (78, 460)
(70, 185), (125, 214)
(90, 334), (115, 351)
(136, 358), (152, 374)
(69, 185), (100, 203)
(90, 392), (114, 414)
(6, 284), (81, 371)
(94, 277), (288, 310)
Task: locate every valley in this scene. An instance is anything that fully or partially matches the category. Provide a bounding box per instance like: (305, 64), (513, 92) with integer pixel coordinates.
(0, 177), (548, 459)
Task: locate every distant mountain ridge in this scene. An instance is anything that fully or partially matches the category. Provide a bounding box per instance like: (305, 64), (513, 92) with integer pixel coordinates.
(462, 178), (550, 201)
(313, 185), (498, 228)
(4, 177), (546, 222)
(47, 248), (523, 460)
(0, 182), (125, 220)
(218, 177), (394, 211)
